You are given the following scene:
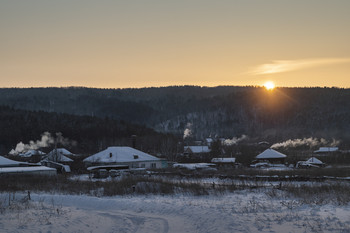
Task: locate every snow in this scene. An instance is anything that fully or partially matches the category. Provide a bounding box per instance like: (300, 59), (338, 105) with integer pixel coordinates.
(256, 148), (287, 159)
(173, 163), (215, 170)
(1, 190), (350, 232)
(184, 145), (211, 153)
(84, 147), (161, 163)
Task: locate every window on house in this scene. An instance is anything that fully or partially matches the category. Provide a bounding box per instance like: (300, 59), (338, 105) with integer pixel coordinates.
(133, 155), (139, 159)
(151, 163), (156, 168)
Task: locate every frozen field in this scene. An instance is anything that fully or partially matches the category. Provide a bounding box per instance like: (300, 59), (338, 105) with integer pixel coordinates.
(1, 190), (350, 233)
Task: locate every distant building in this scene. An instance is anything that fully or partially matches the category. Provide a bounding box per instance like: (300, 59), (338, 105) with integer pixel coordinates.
(18, 149), (46, 158)
(255, 148), (287, 164)
(314, 147), (339, 154)
(211, 157), (237, 168)
(184, 146), (211, 155)
(83, 146), (167, 169)
(42, 148), (74, 163)
(206, 138), (213, 147)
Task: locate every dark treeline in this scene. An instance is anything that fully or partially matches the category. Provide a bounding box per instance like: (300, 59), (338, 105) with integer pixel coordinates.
(0, 106), (178, 158)
(0, 86), (349, 147)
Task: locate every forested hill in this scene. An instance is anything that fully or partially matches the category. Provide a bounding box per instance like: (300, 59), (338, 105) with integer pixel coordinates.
(0, 106), (177, 156)
(0, 86), (349, 144)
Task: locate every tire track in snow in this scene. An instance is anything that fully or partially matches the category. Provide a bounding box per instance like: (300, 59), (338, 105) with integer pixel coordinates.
(98, 211), (169, 233)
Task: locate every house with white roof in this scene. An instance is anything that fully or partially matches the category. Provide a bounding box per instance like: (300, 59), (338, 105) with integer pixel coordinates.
(184, 146), (211, 155)
(83, 147), (166, 169)
(314, 147), (339, 154)
(255, 148), (287, 164)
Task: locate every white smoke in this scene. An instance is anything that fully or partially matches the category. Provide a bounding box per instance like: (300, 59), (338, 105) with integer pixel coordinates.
(183, 123), (193, 140)
(223, 135), (248, 146)
(271, 137), (340, 149)
(9, 132), (75, 155)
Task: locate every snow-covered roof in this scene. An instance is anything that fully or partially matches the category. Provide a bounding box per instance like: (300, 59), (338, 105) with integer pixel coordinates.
(206, 138), (213, 145)
(0, 166), (56, 174)
(306, 157), (324, 165)
(83, 147), (160, 163)
(256, 149), (287, 159)
(0, 156), (22, 167)
(19, 150), (45, 157)
(211, 158), (236, 163)
(314, 147), (339, 153)
(44, 148), (74, 162)
(184, 146), (211, 154)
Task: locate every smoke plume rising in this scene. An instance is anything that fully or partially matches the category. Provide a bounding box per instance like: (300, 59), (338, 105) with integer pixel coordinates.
(183, 123), (193, 140)
(223, 135), (248, 146)
(9, 132), (76, 155)
(271, 137), (340, 149)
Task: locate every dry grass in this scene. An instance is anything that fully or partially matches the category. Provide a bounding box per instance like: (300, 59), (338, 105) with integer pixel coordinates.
(1, 172), (350, 205)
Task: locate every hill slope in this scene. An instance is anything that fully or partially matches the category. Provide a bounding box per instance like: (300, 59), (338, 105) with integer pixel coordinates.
(0, 106), (176, 156)
(0, 86), (349, 145)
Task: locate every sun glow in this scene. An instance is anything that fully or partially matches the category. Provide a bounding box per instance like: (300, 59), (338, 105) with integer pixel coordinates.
(264, 81), (275, 90)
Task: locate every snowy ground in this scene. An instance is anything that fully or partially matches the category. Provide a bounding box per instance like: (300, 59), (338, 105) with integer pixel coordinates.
(1, 190), (350, 233)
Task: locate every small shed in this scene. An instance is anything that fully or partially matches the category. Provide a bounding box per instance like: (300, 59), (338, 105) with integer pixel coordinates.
(296, 157), (326, 168)
(256, 148), (287, 164)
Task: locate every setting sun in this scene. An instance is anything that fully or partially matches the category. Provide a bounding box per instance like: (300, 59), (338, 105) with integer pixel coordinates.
(264, 81), (275, 90)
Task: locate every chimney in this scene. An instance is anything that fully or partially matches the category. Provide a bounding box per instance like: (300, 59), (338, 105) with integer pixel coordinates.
(131, 135), (137, 148)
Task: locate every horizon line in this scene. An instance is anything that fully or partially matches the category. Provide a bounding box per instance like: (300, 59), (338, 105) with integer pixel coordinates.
(0, 84), (349, 90)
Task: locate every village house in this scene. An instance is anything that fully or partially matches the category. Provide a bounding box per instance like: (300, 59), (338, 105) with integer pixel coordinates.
(40, 148), (74, 173)
(254, 148), (287, 164)
(183, 145), (211, 156)
(314, 147), (339, 154)
(83, 146), (167, 169)
(42, 148), (74, 163)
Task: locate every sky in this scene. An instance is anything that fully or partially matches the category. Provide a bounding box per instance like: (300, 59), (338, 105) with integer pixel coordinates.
(1, 0), (350, 88)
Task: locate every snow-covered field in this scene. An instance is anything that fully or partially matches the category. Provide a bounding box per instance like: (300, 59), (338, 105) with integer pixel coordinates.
(1, 190), (350, 233)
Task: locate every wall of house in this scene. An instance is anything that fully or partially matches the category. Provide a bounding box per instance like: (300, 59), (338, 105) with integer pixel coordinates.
(137, 160), (164, 169)
(85, 160), (166, 169)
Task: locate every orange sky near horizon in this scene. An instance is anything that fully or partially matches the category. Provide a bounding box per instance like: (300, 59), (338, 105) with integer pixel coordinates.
(1, 1), (350, 89)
